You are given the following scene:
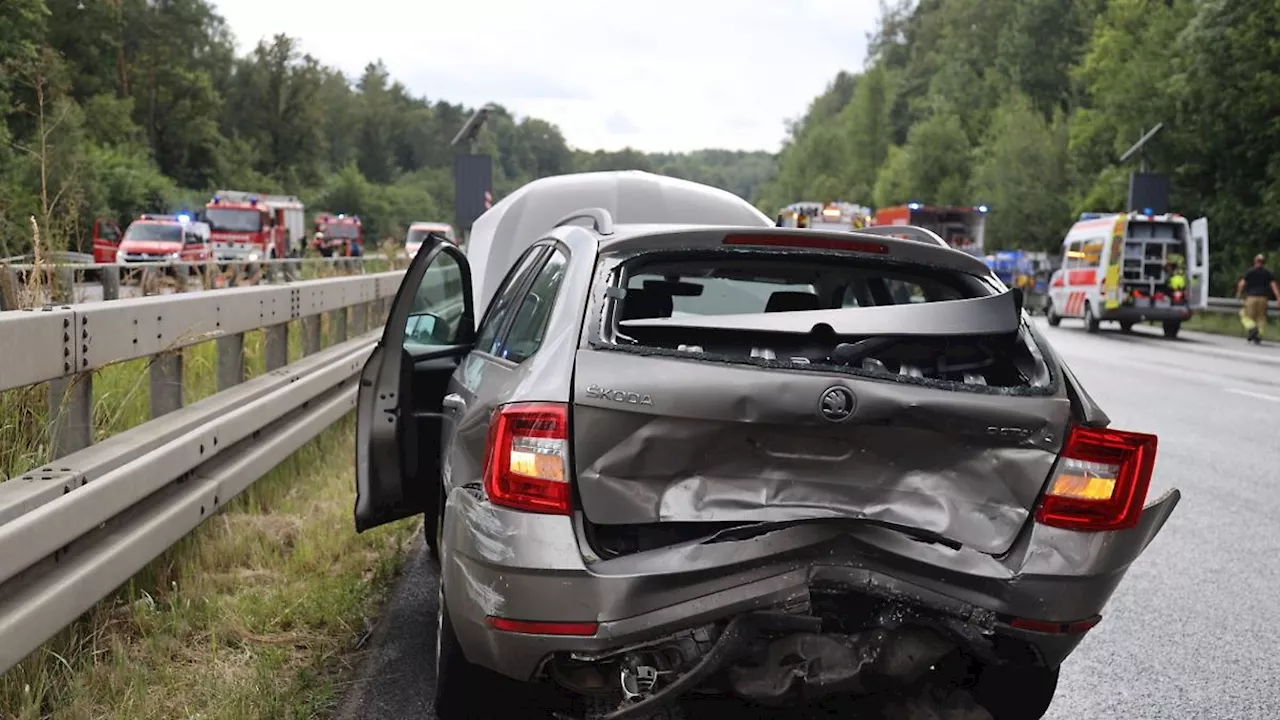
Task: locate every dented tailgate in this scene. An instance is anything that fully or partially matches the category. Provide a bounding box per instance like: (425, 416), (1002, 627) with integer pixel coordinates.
(572, 349), (1072, 556)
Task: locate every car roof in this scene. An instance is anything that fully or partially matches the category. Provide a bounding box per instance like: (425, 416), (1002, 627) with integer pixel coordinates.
(465, 171), (773, 316)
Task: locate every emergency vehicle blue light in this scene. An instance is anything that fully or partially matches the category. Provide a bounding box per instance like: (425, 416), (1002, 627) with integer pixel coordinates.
(338, 213), (345, 218)
(907, 202), (922, 210)
(1143, 207), (1153, 215)
(977, 205), (989, 213)
(177, 214), (191, 223)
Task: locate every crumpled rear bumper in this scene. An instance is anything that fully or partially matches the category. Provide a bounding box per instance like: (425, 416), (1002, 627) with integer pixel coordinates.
(440, 486), (1180, 682)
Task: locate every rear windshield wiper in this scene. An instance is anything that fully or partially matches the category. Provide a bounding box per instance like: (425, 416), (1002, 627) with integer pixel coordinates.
(703, 518), (963, 551)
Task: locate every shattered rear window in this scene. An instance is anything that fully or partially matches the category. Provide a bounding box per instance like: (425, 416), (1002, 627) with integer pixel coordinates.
(601, 251), (1055, 393)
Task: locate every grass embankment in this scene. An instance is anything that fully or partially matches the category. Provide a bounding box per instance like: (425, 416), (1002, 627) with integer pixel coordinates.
(0, 255), (416, 718)
(1184, 310), (1268, 339)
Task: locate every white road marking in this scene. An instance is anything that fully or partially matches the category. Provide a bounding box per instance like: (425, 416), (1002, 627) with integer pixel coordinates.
(1225, 388), (1280, 403)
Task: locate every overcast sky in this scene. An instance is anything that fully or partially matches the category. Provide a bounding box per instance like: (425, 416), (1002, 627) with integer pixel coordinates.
(209, 0), (883, 153)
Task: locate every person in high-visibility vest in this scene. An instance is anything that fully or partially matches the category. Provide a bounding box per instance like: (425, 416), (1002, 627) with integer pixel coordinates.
(1166, 262), (1187, 293)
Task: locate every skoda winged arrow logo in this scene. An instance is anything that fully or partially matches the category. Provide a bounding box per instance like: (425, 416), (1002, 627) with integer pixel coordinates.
(818, 386), (856, 422)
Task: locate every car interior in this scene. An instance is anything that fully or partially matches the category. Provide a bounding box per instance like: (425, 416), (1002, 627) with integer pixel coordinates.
(610, 256), (1049, 390)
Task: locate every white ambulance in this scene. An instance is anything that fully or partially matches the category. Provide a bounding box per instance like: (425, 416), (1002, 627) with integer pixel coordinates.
(1046, 211), (1209, 339)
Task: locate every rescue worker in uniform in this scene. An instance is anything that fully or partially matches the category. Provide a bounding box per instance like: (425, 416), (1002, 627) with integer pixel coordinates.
(1236, 254), (1280, 344)
(1166, 262), (1187, 293)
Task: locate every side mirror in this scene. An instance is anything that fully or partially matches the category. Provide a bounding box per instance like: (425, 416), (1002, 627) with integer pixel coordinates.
(405, 312), (449, 345)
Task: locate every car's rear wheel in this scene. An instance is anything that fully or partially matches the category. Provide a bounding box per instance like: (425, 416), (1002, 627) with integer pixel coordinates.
(1046, 301), (1061, 326)
(434, 586), (527, 718)
(969, 663), (1058, 720)
(1083, 302), (1100, 333)
(1120, 321), (1135, 333)
(1162, 320), (1181, 339)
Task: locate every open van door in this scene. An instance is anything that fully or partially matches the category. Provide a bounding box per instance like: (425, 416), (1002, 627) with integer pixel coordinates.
(354, 234), (474, 533)
(1189, 217), (1209, 309)
(92, 218), (122, 263)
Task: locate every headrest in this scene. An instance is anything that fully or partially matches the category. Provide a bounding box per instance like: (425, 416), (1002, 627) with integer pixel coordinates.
(765, 291), (820, 313)
(621, 288), (673, 321)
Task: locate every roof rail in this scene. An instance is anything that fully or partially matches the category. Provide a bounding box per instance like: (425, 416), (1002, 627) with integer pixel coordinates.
(554, 207), (615, 236)
(854, 224), (951, 250)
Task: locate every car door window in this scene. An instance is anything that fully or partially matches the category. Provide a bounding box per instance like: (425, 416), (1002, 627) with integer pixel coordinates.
(404, 250), (468, 347)
(475, 246), (548, 356)
(498, 249), (568, 363)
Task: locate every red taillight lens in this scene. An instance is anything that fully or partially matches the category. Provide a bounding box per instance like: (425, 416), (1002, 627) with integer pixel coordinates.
(482, 402), (572, 515)
(486, 617), (598, 636)
(1036, 426), (1157, 531)
(722, 234), (889, 254)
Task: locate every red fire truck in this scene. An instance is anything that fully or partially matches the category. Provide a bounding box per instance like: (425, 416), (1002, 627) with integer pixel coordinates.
(203, 190), (305, 263)
(311, 213), (364, 257)
(873, 203), (988, 257)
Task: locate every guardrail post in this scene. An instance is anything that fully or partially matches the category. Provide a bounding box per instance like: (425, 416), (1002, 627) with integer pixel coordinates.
(102, 265), (120, 301)
(302, 315), (321, 355)
(0, 266), (19, 310)
(48, 373), (93, 458)
(331, 308), (348, 342)
(216, 333), (245, 390)
(54, 266), (75, 304)
(149, 350), (183, 417)
(264, 323), (289, 370)
(353, 303), (368, 334)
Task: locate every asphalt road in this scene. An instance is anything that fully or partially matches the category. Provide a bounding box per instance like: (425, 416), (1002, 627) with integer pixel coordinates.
(336, 318), (1280, 720)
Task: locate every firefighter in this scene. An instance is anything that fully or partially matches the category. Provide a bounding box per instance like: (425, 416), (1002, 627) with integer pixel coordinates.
(1236, 254), (1280, 344)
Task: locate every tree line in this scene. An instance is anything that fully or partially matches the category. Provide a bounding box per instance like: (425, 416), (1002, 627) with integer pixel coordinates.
(755, 0), (1280, 293)
(0, 0), (776, 257)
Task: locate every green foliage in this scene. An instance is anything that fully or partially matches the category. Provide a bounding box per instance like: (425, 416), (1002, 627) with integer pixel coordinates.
(760, 0), (1280, 293)
(970, 93), (1072, 251)
(0, 0), (773, 256)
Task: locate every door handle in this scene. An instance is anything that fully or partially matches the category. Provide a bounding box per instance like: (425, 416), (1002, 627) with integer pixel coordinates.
(442, 394), (465, 412)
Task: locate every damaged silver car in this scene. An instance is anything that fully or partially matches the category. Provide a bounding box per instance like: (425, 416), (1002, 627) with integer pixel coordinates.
(353, 171), (1179, 720)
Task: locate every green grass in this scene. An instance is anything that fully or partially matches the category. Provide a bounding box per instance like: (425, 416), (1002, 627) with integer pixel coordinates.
(0, 248), (413, 718)
(0, 417), (418, 719)
(1184, 310), (1269, 339)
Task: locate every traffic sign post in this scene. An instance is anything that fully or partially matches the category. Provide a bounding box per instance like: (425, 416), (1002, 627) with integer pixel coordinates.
(451, 105), (496, 233)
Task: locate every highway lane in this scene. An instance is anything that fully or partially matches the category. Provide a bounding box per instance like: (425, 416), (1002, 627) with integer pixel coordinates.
(337, 320), (1280, 720)
(1039, 319), (1280, 720)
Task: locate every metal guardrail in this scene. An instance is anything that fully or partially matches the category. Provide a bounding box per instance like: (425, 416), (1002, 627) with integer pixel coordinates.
(0, 269), (422, 673)
(1202, 296), (1279, 318)
(0, 254), (400, 310)
(0, 251), (95, 265)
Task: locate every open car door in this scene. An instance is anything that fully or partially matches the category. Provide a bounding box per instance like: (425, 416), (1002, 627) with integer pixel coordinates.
(1189, 217), (1209, 309)
(92, 218), (122, 263)
(355, 234), (474, 532)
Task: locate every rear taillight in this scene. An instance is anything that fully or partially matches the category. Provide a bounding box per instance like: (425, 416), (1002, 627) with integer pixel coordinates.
(1035, 426), (1157, 532)
(482, 402), (572, 515)
(486, 617), (598, 636)
(722, 234), (889, 254)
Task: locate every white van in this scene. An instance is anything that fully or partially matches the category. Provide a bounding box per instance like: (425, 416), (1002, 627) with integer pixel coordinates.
(1047, 211), (1208, 338)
